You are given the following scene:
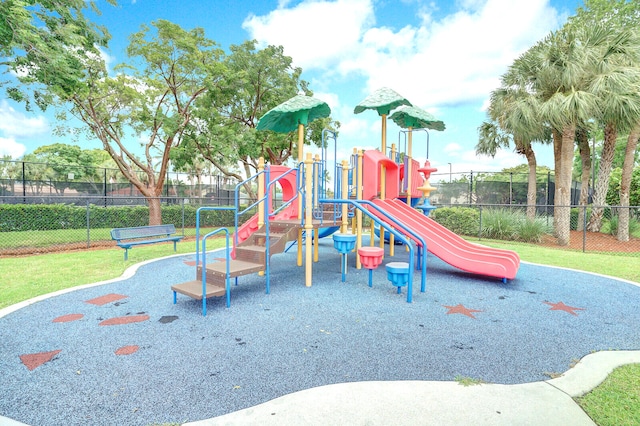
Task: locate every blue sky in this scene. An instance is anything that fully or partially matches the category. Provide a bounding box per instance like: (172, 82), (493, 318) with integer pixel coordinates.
(0, 0), (583, 178)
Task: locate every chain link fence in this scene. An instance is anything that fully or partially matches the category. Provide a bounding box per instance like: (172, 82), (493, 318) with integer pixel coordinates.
(1, 195), (638, 257)
(430, 203), (640, 256)
(1, 159), (638, 257)
(0, 196), (256, 256)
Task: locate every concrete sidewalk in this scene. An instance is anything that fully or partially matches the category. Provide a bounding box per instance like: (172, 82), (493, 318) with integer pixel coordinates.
(189, 351), (640, 426)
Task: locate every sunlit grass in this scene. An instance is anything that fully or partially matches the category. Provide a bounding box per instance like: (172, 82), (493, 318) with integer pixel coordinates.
(0, 239), (226, 310)
(576, 364), (640, 426)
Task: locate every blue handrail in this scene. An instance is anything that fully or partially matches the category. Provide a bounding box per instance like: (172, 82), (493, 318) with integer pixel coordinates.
(193, 206), (235, 315)
(263, 162), (303, 294)
(201, 227), (231, 315)
(319, 198), (428, 302)
(233, 170), (266, 250)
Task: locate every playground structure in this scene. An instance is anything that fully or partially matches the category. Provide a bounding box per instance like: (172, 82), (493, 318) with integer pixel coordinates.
(172, 127), (521, 315)
(172, 91), (519, 315)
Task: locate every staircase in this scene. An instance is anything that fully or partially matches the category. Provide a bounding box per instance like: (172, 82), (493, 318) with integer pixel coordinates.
(171, 220), (301, 302)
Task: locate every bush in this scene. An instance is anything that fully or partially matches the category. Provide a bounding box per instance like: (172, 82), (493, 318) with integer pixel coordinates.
(515, 217), (552, 243)
(481, 209), (518, 240)
(603, 215), (640, 237)
(0, 203), (246, 232)
(431, 207), (479, 236)
(480, 208), (551, 243)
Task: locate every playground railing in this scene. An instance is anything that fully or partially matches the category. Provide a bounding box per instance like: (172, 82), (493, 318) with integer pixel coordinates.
(263, 163), (303, 294)
(200, 226), (232, 314)
(194, 206), (236, 275)
(233, 170), (266, 250)
(319, 198), (428, 302)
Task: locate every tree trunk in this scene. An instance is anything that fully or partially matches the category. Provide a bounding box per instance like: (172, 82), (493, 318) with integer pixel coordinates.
(552, 129), (563, 235)
(617, 123), (640, 242)
(556, 124), (575, 246)
(587, 122), (617, 232)
(524, 144), (537, 220)
(576, 128), (591, 231)
(148, 197), (163, 226)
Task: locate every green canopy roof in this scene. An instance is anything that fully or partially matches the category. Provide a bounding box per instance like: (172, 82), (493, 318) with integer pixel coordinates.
(353, 87), (412, 116)
(389, 105), (446, 131)
(257, 94), (331, 133)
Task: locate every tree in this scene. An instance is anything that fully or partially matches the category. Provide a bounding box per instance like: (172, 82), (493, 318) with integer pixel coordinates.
(1, 0), (115, 108)
(18, 20), (225, 224)
(618, 124), (640, 240)
(477, 81), (550, 220)
(569, 0), (640, 235)
(31, 143), (99, 194)
(176, 40), (338, 200)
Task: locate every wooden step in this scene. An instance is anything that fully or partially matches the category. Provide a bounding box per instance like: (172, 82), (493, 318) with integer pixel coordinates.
(198, 259), (264, 278)
(235, 245), (267, 264)
(171, 280), (226, 300)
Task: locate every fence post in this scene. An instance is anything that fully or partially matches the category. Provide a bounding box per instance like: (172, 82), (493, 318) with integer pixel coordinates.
(509, 172), (513, 205)
(478, 204), (483, 239)
(22, 161), (26, 203)
(469, 171), (473, 205)
(181, 198), (185, 235)
(103, 168), (107, 208)
(582, 204), (587, 253)
(86, 201), (91, 248)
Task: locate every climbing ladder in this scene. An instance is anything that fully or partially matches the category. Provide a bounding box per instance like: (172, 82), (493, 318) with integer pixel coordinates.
(171, 219), (300, 311)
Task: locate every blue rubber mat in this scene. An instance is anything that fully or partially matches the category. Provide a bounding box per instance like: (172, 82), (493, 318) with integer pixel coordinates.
(1, 239), (639, 426)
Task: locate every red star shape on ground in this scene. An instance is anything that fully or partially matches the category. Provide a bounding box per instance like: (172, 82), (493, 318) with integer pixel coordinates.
(544, 301), (585, 316)
(442, 304), (483, 319)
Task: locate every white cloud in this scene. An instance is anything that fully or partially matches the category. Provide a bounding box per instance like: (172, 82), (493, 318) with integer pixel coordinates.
(0, 100), (49, 138)
(244, 0), (562, 107)
(243, 0), (375, 70)
(0, 137), (27, 158)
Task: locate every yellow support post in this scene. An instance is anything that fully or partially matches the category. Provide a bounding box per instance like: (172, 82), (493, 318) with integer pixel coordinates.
(313, 154), (320, 263)
(304, 153), (314, 287)
(341, 160), (349, 234)
(297, 123), (304, 267)
(388, 143), (396, 256)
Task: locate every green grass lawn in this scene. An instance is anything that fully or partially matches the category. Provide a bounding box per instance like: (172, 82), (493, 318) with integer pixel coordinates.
(0, 238), (227, 310)
(0, 227), (227, 249)
(0, 237), (638, 425)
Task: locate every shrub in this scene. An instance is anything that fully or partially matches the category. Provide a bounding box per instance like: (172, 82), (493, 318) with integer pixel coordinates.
(480, 208), (551, 243)
(431, 207), (479, 236)
(481, 208), (518, 240)
(0, 203), (246, 232)
(515, 217), (552, 243)
(604, 215), (640, 237)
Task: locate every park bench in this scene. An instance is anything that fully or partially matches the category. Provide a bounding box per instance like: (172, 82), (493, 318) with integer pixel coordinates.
(110, 224), (184, 260)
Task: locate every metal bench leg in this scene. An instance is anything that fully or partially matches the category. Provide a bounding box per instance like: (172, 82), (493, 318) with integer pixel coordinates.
(124, 249), (128, 261)
(173, 290), (177, 304)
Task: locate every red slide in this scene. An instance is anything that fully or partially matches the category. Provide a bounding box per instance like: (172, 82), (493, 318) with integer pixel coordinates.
(232, 166), (299, 258)
(371, 198), (520, 281)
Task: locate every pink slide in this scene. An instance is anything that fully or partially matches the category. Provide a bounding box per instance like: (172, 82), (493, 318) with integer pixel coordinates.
(232, 166), (299, 258)
(371, 198), (520, 281)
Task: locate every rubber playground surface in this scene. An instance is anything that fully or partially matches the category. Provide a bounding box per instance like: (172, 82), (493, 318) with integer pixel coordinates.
(1, 238), (639, 426)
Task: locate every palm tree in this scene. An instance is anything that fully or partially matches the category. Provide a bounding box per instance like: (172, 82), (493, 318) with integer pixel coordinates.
(477, 85), (548, 220)
(569, 1), (640, 237)
(519, 28), (598, 246)
(574, 126), (593, 231)
(618, 123), (640, 241)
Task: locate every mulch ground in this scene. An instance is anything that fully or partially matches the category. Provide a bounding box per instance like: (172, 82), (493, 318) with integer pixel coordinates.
(537, 230), (640, 253)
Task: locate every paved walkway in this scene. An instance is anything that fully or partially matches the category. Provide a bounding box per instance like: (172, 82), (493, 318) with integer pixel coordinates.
(1, 241), (639, 425)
